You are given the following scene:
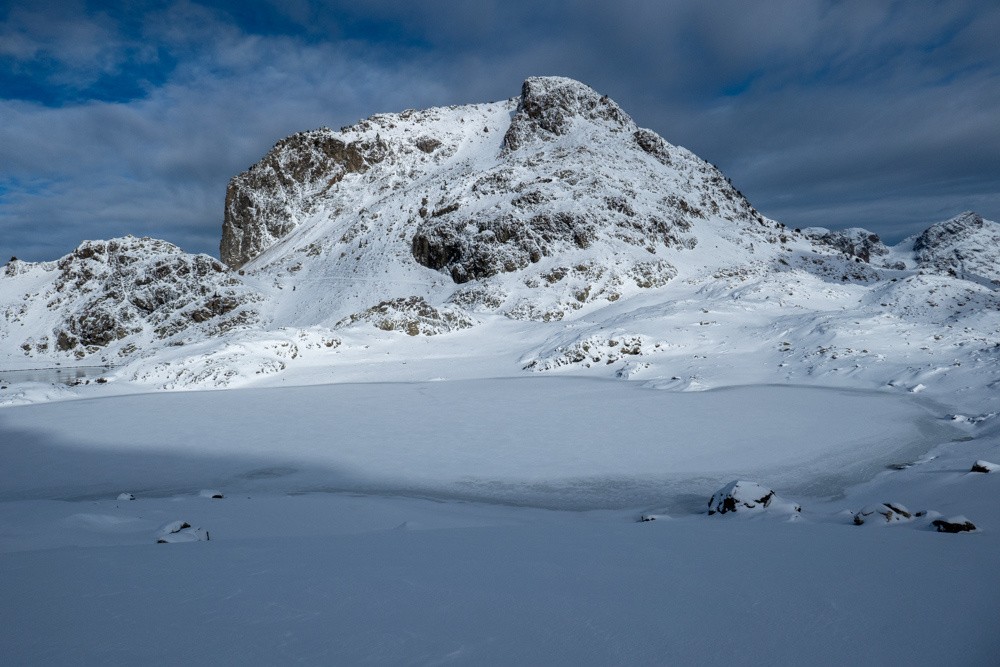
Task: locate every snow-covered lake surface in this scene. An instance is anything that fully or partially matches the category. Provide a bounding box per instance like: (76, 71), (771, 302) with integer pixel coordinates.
(1, 377), (998, 664)
(0, 378), (958, 508)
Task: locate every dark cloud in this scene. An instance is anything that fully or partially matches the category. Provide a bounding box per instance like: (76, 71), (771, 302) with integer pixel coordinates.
(1, 0), (998, 261)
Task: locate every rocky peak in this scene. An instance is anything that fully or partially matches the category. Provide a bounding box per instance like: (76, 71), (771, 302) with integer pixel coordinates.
(204, 76), (785, 327)
(502, 76), (634, 152)
(913, 211), (1000, 287)
(914, 211), (984, 254)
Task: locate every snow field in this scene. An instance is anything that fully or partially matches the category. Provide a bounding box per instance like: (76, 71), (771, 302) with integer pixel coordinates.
(1, 377), (998, 664)
(0, 378), (958, 508)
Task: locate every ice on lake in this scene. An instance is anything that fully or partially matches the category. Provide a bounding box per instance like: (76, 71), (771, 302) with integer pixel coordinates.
(0, 377), (959, 510)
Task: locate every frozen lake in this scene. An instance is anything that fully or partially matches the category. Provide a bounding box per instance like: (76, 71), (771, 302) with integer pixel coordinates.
(0, 377), (996, 665)
(0, 377), (959, 509)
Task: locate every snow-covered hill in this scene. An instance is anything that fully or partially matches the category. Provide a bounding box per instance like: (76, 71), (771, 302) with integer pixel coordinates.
(1, 237), (260, 367)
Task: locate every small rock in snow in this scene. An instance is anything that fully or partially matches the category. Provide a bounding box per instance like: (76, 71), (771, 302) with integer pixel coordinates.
(852, 502), (913, 525)
(117, 492), (135, 501)
(931, 516), (977, 533)
(707, 480), (800, 516)
(199, 489), (224, 499)
(970, 460), (999, 473)
(156, 520), (210, 543)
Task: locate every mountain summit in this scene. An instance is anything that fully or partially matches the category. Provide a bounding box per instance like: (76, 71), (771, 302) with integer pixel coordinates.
(221, 76), (769, 277)
(218, 76), (791, 328)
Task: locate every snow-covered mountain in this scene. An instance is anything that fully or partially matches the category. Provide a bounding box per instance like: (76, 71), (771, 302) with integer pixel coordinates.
(220, 75), (784, 329)
(1, 76), (998, 397)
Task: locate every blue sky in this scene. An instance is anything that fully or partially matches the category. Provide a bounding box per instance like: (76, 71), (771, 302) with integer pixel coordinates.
(2, 0), (998, 261)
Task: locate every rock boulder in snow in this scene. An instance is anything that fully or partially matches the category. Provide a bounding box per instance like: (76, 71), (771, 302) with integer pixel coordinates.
(156, 520), (210, 543)
(707, 480), (800, 516)
(970, 460), (999, 473)
(852, 502), (913, 525)
(931, 516), (977, 533)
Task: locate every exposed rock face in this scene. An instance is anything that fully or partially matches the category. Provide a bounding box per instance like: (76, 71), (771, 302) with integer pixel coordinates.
(2, 236), (259, 360)
(913, 211), (1000, 287)
(802, 227), (890, 263)
(707, 480), (801, 516)
(336, 296), (475, 336)
(221, 130), (388, 268)
(501, 76), (633, 152)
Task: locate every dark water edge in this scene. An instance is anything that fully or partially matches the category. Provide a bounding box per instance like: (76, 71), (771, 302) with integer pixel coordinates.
(0, 366), (111, 385)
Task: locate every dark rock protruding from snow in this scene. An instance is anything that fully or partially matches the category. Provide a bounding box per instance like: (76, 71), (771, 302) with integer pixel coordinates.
(913, 211), (1000, 287)
(501, 76), (632, 153)
(156, 520), (210, 543)
(707, 480), (801, 516)
(802, 227), (889, 263)
(852, 502), (913, 525)
(337, 296), (475, 335)
(932, 516), (977, 533)
(970, 460), (999, 473)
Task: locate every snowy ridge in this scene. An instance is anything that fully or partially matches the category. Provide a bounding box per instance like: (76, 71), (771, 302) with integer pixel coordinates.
(1, 236), (260, 367)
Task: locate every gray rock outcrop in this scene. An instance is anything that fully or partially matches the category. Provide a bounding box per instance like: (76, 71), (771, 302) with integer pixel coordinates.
(913, 211), (1000, 287)
(221, 130), (388, 268)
